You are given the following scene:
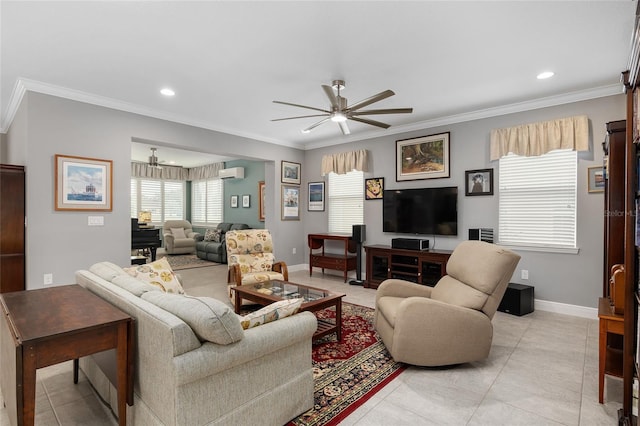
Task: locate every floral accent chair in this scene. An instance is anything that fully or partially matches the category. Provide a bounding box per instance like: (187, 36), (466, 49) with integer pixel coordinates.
(226, 229), (288, 301)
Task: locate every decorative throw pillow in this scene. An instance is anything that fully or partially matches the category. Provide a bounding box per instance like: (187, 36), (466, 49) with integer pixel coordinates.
(204, 228), (222, 242)
(123, 257), (185, 294)
(239, 298), (304, 330)
(171, 227), (187, 239)
(141, 292), (244, 345)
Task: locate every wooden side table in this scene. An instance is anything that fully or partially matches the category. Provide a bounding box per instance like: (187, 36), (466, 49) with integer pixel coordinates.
(308, 233), (357, 283)
(598, 296), (624, 404)
(0, 285), (134, 426)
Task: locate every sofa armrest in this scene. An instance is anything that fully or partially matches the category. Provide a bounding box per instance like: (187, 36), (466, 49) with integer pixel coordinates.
(376, 279), (433, 303)
(273, 261), (288, 281)
(173, 311), (317, 385)
(229, 264), (241, 284)
(163, 233), (175, 251)
(188, 231), (201, 240)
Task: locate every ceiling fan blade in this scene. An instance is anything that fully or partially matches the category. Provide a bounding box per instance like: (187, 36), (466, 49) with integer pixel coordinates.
(351, 108), (413, 116)
(322, 85), (339, 109)
(273, 100), (330, 114)
(303, 117), (331, 133)
(348, 116), (391, 129)
(347, 89), (395, 111)
(338, 121), (350, 135)
(271, 114), (329, 122)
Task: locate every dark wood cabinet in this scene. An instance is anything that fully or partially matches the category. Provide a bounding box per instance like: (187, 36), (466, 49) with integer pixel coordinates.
(602, 120), (626, 297)
(364, 245), (452, 289)
(0, 164), (25, 293)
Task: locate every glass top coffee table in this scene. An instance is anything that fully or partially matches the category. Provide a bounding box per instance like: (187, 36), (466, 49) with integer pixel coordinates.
(231, 280), (345, 341)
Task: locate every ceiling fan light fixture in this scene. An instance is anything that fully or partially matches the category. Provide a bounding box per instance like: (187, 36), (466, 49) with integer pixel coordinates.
(331, 80), (345, 91)
(331, 112), (347, 122)
(148, 148), (162, 168)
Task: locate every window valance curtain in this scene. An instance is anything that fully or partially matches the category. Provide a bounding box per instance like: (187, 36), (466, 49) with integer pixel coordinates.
(188, 163), (224, 180)
(131, 162), (224, 181)
(321, 149), (369, 176)
(490, 115), (589, 161)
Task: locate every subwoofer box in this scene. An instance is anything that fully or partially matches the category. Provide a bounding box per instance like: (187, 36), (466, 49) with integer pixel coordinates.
(498, 283), (534, 316)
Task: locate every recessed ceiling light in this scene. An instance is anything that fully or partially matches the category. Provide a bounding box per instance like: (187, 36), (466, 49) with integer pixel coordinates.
(301, 129), (311, 134)
(160, 88), (175, 96)
(537, 71), (554, 80)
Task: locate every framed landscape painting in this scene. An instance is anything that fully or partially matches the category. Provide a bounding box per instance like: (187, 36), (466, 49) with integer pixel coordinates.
(308, 181), (325, 211)
(281, 160), (301, 185)
(396, 132), (450, 181)
(55, 154), (112, 211)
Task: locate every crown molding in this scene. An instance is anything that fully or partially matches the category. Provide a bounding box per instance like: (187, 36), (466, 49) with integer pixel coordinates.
(2, 78), (624, 148)
(0, 78), (298, 148)
(302, 83), (624, 150)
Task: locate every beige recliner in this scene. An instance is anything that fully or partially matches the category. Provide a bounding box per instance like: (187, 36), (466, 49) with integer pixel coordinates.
(162, 220), (200, 254)
(374, 241), (521, 367)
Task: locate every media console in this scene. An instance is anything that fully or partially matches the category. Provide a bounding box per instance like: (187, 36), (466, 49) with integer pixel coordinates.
(364, 245), (452, 289)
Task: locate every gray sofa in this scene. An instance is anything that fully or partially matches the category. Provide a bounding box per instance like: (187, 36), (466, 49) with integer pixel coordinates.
(75, 261), (316, 425)
(195, 222), (249, 263)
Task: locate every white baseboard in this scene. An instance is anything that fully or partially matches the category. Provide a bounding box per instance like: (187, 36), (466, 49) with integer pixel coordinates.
(291, 264), (598, 320)
(530, 299), (597, 319)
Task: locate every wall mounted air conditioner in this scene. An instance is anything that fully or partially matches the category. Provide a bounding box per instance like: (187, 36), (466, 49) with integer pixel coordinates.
(219, 167), (245, 179)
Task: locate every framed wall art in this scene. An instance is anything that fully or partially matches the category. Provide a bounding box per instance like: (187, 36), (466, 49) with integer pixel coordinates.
(55, 154), (112, 211)
(308, 181), (325, 211)
(258, 181), (265, 221)
(365, 177), (384, 200)
(465, 168), (494, 196)
(396, 132), (450, 181)
(242, 194), (250, 208)
(230, 195), (238, 208)
(281, 185), (300, 220)
(588, 166), (605, 193)
(281, 160), (301, 185)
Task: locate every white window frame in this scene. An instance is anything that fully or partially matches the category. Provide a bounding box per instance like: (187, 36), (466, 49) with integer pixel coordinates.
(191, 178), (224, 226)
(328, 170), (364, 234)
(130, 178), (186, 224)
(498, 149), (578, 254)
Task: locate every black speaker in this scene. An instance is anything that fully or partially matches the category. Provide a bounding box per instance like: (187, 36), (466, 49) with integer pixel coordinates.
(468, 228), (494, 243)
(498, 283), (534, 316)
(352, 224), (366, 243)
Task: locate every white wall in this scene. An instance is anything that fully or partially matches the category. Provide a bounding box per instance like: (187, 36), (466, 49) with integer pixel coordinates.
(302, 94), (625, 309)
(6, 92), (305, 289)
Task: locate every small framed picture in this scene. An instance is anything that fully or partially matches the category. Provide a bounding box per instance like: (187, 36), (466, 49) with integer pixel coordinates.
(230, 195), (238, 208)
(308, 181), (325, 211)
(588, 166), (605, 193)
(242, 194), (250, 208)
(281, 185), (300, 220)
(281, 160), (301, 185)
(465, 168), (494, 196)
(365, 177), (384, 200)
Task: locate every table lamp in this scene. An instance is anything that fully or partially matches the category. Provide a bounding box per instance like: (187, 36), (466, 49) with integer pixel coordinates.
(138, 211), (152, 225)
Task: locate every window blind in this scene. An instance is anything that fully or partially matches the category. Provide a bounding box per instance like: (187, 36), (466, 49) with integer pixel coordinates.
(498, 150), (577, 249)
(328, 171), (364, 234)
(131, 178), (186, 223)
(163, 181), (184, 221)
(191, 179), (223, 225)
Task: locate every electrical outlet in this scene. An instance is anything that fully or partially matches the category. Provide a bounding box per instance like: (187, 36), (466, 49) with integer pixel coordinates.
(292, 247), (297, 254)
(44, 273), (53, 285)
(521, 269), (529, 280)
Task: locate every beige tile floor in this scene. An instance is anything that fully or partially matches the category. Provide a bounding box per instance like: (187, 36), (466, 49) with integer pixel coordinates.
(0, 264), (621, 425)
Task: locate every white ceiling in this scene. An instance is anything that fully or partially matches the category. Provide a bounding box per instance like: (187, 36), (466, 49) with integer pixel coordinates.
(1, 1), (637, 166)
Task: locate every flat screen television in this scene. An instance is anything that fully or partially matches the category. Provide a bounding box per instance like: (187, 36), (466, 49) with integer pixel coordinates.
(383, 186), (458, 235)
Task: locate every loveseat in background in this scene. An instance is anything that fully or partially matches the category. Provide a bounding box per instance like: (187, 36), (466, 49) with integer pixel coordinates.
(75, 261), (316, 425)
(195, 222), (249, 263)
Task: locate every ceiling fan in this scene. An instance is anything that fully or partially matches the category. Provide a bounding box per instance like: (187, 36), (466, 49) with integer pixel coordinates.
(272, 80), (413, 135)
(148, 148), (163, 169)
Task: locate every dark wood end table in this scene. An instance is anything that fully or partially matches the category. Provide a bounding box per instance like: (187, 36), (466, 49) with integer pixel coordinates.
(231, 280), (345, 341)
(0, 285), (134, 426)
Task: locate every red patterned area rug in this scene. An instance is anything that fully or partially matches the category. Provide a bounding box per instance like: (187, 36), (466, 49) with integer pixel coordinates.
(288, 303), (406, 426)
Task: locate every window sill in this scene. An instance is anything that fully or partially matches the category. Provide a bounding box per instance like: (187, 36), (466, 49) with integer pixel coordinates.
(497, 243), (580, 255)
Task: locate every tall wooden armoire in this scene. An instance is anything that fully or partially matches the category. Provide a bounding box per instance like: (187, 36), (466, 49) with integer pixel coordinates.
(0, 164), (25, 292)
(603, 120), (626, 298)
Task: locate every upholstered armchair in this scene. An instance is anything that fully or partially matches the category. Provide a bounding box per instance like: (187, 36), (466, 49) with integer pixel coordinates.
(374, 241), (520, 367)
(162, 220), (200, 255)
(225, 229), (288, 298)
